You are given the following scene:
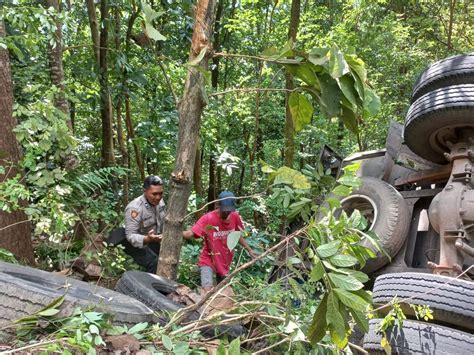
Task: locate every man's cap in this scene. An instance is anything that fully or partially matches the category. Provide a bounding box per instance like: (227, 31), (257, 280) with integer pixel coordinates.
(218, 191), (236, 212)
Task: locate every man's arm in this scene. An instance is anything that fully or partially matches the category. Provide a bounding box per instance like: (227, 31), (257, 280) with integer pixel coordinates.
(125, 206), (161, 247)
(182, 229), (195, 240)
(238, 236), (258, 258)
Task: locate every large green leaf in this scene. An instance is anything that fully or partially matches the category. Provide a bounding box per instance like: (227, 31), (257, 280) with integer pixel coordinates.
(328, 272), (364, 291)
(227, 231), (242, 251)
(337, 75), (358, 110)
(273, 166), (311, 189)
(145, 22), (166, 41)
(333, 288), (369, 312)
(326, 292), (346, 339)
(308, 47), (329, 66)
(363, 87), (381, 118)
(308, 294), (328, 345)
(228, 337), (240, 355)
(332, 184), (351, 196)
(311, 259), (325, 281)
(351, 309), (369, 333)
(329, 254), (358, 267)
(328, 46), (349, 79)
(294, 63), (318, 86)
(316, 240), (341, 258)
(289, 92), (313, 132)
(318, 73), (342, 118)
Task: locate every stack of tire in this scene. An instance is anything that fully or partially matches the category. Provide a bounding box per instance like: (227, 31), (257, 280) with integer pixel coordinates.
(362, 54), (474, 353)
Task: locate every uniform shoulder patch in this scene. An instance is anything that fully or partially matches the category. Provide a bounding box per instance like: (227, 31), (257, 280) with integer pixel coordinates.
(130, 210), (139, 219)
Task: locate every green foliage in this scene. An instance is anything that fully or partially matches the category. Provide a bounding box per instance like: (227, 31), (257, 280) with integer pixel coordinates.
(0, 248), (18, 263)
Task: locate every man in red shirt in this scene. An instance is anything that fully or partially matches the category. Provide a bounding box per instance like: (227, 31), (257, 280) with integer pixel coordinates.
(183, 191), (257, 292)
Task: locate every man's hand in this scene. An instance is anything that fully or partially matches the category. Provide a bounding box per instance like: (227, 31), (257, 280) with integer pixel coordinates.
(144, 229), (162, 244)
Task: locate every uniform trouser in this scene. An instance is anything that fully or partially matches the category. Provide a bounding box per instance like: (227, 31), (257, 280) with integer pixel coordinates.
(108, 228), (159, 273)
(123, 240), (160, 273)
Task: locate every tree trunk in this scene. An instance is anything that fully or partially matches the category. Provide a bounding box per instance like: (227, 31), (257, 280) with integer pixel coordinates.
(124, 93), (145, 180)
(45, 0), (71, 129)
(0, 22), (34, 264)
(283, 0), (300, 168)
(98, 0), (115, 167)
(157, 0), (217, 280)
(85, 0), (100, 63)
(193, 139), (204, 219)
(207, 153), (217, 211)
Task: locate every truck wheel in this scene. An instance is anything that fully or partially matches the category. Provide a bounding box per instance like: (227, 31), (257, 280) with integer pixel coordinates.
(0, 262), (155, 326)
(340, 177), (410, 273)
(412, 53), (474, 102)
(404, 84), (474, 164)
(372, 272), (474, 332)
(363, 319), (474, 354)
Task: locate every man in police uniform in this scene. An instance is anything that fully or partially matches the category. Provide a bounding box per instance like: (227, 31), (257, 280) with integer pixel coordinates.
(123, 175), (166, 273)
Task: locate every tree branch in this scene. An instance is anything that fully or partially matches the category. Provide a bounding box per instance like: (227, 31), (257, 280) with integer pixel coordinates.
(209, 87), (297, 97)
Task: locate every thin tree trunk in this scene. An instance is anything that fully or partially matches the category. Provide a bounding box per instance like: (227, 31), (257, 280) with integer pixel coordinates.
(207, 154), (217, 211)
(98, 0), (115, 167)
(447, 0), (456, 50)
(157, 0), (217, 280)
(45, 0), (71, 129)
(193, 140), (204, 219)
(0, 21), (34, 264)
(284, 0), (300, 168)
(85, 0), (100, 63)
(124, 93), (145, 180)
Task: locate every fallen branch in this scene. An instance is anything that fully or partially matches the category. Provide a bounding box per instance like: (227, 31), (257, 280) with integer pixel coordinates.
(164, 225), (306, 329)
(209, 87), (296, 97)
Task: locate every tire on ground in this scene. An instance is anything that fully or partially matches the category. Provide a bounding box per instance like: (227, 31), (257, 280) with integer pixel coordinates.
(0, 262), (155, 326)
(115, 271), (245, 338)
(339, 177), (410, 273)
(372, 272), (474, 332)
(404, 84), (474, 163)
(412, 53), (474, 102)
(363, 318), (474, 354)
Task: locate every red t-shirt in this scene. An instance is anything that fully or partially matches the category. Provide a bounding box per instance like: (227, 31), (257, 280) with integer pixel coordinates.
(191, 210), (244, 276)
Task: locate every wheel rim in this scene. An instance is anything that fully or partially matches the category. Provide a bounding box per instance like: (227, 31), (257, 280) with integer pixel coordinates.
(340, 194), (378, 231)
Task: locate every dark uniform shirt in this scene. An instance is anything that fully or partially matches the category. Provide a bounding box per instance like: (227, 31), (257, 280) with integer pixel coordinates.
(124, 195), (165, 248)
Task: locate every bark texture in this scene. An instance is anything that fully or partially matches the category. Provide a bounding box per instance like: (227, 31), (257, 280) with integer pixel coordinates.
(45, 0), (71, 128)
(284, 0), (300, 167)
(0, 22), (34, 263)
(157, 0), (217, 280)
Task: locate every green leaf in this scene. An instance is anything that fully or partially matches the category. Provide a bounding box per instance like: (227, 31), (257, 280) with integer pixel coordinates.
(363, 87), (381, 118)
(272, 166), (311, 189)
(294, 63), (318, 86)
(89, 324), (99, 335)
(128, 322), (148, 334)
(333, 288), (369, 312)
(145, 23), (166, 41)
(328, 46), (349, 78)
(316, 240), (341, 258)
(216, 341), (226, 355)
(326, 292), (346, 339)
(307, 294), (328, 345)
(351, 309), (369, 333)
(328, 272), (364, 291)
(329, 254), (358, 267)
(188, 47), (207, 66)
(349, 270), (369, 284)
(173, 341), (190, 354)
(337, 75), (358, 109)
(337, 175), (360, 187)
(319, 73), (342, 118)
(162, 335), (173, 351)
(326, 197), (341, 209)
(310, 259), (325, 282)
(227, 231), (242, 251)
(308, 47), (329, 65)
(228, 337), (240, 355)
(332, 185), (351, 196)
(289, 92), (314, 132)
(38, 308), (60, 317)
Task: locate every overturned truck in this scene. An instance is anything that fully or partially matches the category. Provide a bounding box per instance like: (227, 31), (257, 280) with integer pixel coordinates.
(341, 53), (474, 353)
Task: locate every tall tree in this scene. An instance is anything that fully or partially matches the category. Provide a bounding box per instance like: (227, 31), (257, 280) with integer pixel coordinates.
(45, 0), (71, 130)
(0, 21), (34, 263)
(284, 0), (300, 167)
(157, 0), (217, 280)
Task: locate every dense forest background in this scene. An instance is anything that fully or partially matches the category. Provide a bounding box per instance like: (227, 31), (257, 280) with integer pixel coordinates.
(0, 0), (473, 352)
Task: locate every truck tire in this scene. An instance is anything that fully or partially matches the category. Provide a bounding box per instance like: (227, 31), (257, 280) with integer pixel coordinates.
(115, 271), (245, 338)
(0, 262), (155, 326)
(404, 84), (474, 163)
(340, 177), (410, 273)
(412, 53), (474, 102)
(363, 319), (474, 354)
(372, 272), (474, 332)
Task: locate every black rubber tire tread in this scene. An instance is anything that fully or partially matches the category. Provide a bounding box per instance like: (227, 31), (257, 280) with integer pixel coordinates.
(343, 177), (410, 273)
(412, 53), (474, 102)
(0, 262), (155, 326)
(404, 84), (474, 163)
(363, 318), (474, 354)
(115, 271), (245, 338)
(0, 272), (78, 342)
(372, 272), (474, 332)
